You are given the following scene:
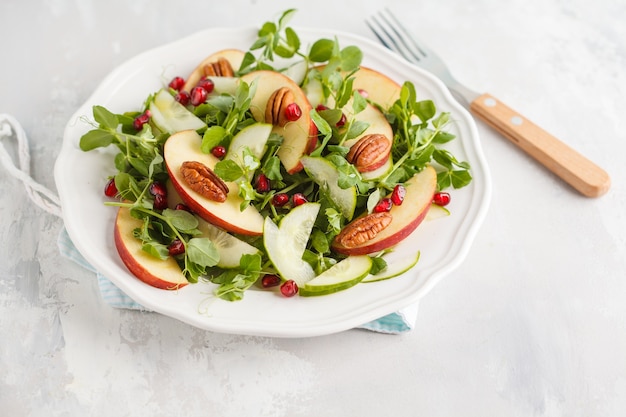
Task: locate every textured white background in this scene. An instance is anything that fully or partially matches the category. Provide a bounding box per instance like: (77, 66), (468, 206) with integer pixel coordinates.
(1, 0), (625, 416)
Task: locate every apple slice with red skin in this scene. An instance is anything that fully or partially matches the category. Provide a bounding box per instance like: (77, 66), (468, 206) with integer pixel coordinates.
(312, 65), (397, 178)
(164, 129), (265, 236)
(114, 206), (189, 290)
(352, 66), (402, 110)
(183, 49), (245, 93)
(349, 66), (405, 179)
(240, 70), (318, 174)
(332, 165), (437, 255)
(342, 98), (393, 174)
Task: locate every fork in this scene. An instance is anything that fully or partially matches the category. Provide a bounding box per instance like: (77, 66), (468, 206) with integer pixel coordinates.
(366, 9), (610, 198)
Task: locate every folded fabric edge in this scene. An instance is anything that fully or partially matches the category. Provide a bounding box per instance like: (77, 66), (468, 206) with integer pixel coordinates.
(58, 227), (418, 333)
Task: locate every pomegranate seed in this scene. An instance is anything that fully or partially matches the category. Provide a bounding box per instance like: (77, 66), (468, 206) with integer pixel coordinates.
(168, 239), (185, 256)
(272, 193), (289, 207)
(261, 274), (281, 288)
(391, 184), (406, 206)
(196, 77), (215, 94)
(153, 194), (168, 210)
(280, 280), (298, 297)
(284, 102), (302, 122)
(133, 111), (151, 131)
(357, 88), (369, 98)
(211, 145), (226, 158)
(336, 113), (347, 127)
(104, 178), (118, 198)
(433, 192), (451, 206)
(292, 193), (308, 206)
(373, 198), (393, 213)
(175, 90), (190, 105)
(255, 173), (270, 193)
(190, 86), (207, 106)
(315, 104), (329, 112)
(149, 181), (167, 197)
(175, 203), (191, 212)
(168, 76), (185, 91)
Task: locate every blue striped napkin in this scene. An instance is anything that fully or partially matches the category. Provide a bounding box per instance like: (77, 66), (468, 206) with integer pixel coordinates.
(57, 228), (418, 334)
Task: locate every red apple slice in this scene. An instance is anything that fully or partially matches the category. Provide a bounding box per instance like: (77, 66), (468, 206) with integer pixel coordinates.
(312, 65), (396, 179)
(240, 70), (318, 174)
(352, 66), (402, 110)
(114, 207), (188, 290)
(164, 130), (265, 236)
(343, 98), (394, 175)
(310, 65), (401, 110)
(183, 49), (246, 93)
(349, 66), (404, 180)
(332, 165), (437, 255)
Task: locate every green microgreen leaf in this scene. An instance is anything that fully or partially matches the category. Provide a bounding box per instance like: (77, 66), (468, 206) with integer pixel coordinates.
(278, 8), (297, 29)
(214, 159), (244, 182)
(325, 208), (343, 233)
(161, 208), (198, 232)
(141, 242), (170, 260)
(186, 238), (219, 268)
(339, 46), (363, 72)
(79, 129), (114, 151)
(346, 120), (370, 140)
(311, 228), (330, 254)
(309, 39), (334, 62)
(309, 109), (333, 157)
(351, 90), (368, 114)
(262, 155), (282, 181)
(432, 111), (450, 128)
(369, 255), (388, 275)
(201, 126), (227, 153)
(211, 253), (262, 301)
(93, 105), (118, 129)
(413, 100), (436, 122)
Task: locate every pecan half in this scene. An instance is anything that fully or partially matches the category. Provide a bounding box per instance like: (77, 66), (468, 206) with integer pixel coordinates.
(346, 134), (392, 172)
(203, 57), (235, 77)
(335, 212), (392, 248)
(265, 87), (295, 127)
(180, 161), (229, 202)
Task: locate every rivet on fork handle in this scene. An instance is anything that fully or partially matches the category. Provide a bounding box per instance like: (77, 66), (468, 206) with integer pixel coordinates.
(470, 93), (611, 197)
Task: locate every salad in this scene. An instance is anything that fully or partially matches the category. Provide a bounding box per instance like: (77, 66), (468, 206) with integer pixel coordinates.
(78, 9), (472, 301)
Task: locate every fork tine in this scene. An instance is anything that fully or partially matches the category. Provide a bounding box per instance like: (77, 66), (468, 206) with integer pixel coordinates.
(366, 9), (425, 65)
(380, 9), (429, 58)
(367, 8), (477, 107)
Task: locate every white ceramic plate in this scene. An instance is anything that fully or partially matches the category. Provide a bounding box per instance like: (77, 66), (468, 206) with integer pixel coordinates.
(54, 27), (491, 338)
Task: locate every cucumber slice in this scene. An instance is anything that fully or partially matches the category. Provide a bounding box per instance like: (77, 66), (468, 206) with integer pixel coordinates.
(225, 123), (272, 166)
(361, 251), (420, 283)
(149, 89), (206, 134)
(300, 255), (373, 296)
(263, 202), (320, 285)
(300, 156), (357, 220)
(282, 60), (308, 86)
(303, 77), (323, 107)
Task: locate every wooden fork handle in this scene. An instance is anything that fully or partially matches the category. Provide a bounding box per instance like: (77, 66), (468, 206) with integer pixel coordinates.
(470, 93), (610, 197)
